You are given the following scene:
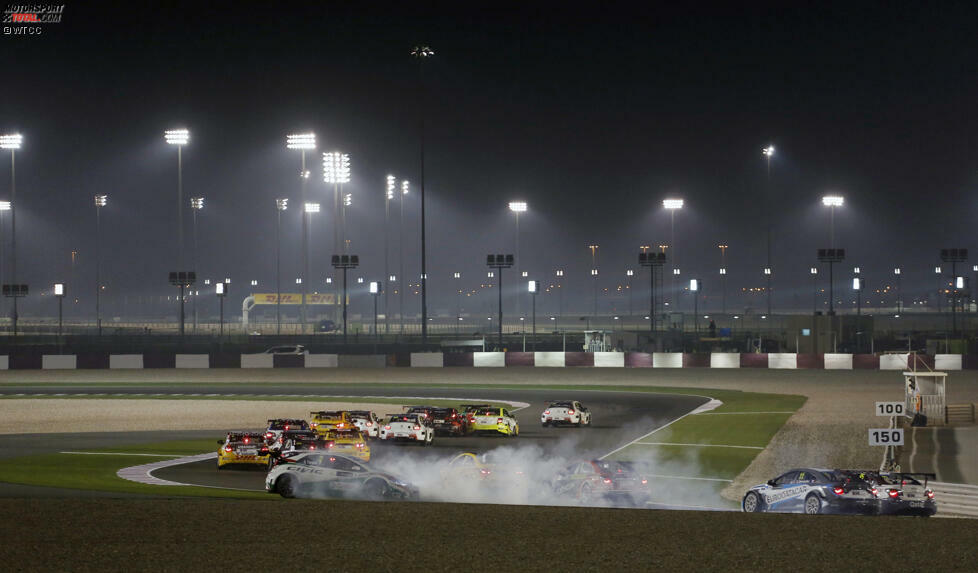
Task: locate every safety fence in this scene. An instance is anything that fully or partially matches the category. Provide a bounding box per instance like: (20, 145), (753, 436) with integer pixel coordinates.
(931, 482), (978, 517)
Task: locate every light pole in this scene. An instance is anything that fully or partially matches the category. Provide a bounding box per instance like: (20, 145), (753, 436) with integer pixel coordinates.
(528, 279), (538, 351)
(487, 254), (514, 348)
(275, 198), (288, 335)
(288, 133), (316, 334)
(398, 180), (409, 334)
(810, 267), (819, 314)
(762, 145), (775, 293)
(822, 195), (844, 248)
(190, 196), (203, 333)
(588, 244), (599, 320)
(369, 280), (380, 344)
(763, 267), (772, 317)
(331, 254), (359, 345)
(555, 269), (564, 329)
(304, 201), (320, 331)
(454, 271), (461, 336)
(412, 45), (435, 345)
(94, 195), (107, 335)
(509, 201), (527, 320)
(663, 198), (683, 309)
(718, 244), (728, 314)
(385, 175), (396, 334)
(639, 252), (665, 334)
(853, 275), (862, 352)
(894, 268), (902, 314)
(164, 129), (189, 266)
(323, 151), (351, 325)
(690, 279), (700, 334)
(1, 134), (23, 334)
(0, 201), (9, 321)
(625, 269), (634, 317)
(216, 281), (227, 337)
(54, 283), (65, 338)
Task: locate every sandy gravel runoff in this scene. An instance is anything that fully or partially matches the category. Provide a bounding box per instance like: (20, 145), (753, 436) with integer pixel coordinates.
(0, 400), (404, 434)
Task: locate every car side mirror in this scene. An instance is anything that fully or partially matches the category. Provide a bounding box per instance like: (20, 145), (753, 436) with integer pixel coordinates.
(767, 480), (777, 487)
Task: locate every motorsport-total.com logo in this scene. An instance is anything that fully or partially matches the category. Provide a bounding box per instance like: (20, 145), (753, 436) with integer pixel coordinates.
(3, 4), (64, 35)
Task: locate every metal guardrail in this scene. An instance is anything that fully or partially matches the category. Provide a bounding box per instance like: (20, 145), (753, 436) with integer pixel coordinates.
(931, 482), (978, 518)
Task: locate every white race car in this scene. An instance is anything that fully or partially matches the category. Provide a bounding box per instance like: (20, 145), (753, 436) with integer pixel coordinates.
(541, 401), (591, 427)
(265, 452), (417, 499)
(379, 414), (434, 445)
(349, 410), (383, 439)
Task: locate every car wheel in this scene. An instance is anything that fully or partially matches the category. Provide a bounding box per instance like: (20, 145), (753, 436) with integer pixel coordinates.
(804, 494), (822, 515)
(585, 416), (591, 427)
(742, 491), (764, 513)
(277, 475), (297, 499)
(363, 479), (387, 500)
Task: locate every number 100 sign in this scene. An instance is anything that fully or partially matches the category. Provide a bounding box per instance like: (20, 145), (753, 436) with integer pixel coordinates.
(875, 402), (905, 416)
(868, 428), (904, 446)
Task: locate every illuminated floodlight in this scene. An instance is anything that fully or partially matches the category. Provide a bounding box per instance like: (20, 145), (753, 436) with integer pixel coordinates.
(296, 278), (302, 284)
(286, 133), (316, 150)
(304, 202), (320, 213)
(591, 269), (598, 276)
(343, 193), (352, 206)
(810, 267), (818, 274)
(322, 151), (351, 184)
(673, 268), (681, 275)
(556, 269), (564, 277)
(853, 277), (862, 291)
(956, 277), (965, 289)
(401, 180), (410, 195)
(763, 268), (772, 275)
(822, 195), (844, 207)
(528, 280), (538, 293)
(388, 275), (396, 282)
(191, 197), (204, 210)
(0, 134), (23, 149)
(0, 201), (9, 211)
(276, 198), (288, 211)
(662, 198), (684, 209)
(250, 280), (258, 286)
(453, 272), (461, 279)
(690, 279), (699, 292)
(935, 266), (942, 274)
(487, 271), (494, 278)
(357, 277), (364, 284)
(54, 283), (65, 297)
(94, 194), (107, 207)
(224, 277), (231, 283)
(762, 145), (775, 157)
(386, 175), (396, 200)
(164, 129), (189, 146)
(508, 201), (527, 213)
(369, 281), (380, 294)
(326, 277), (333, 284)
(720, 268), (727, 275)
(411, 46), (435, 58)
(894, 268), (901, 275)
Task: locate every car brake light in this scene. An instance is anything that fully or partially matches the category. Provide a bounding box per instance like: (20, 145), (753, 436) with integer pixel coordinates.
(888, 489), (900, 498)
(926, 490), (935, 499)
(414, 425), (421, 431)
(366, 422), (372, 427)
(833, 487), (845, 495)
(568, 409), (575, 415)
(337, 423), (344, 429)
(264, 432), (273, 439)
(641, 479), (648, 485)
(384, 425), (391, 430)
(871, 487), (878, 497)
(309, 445), (315, 450)
(356, 443), (364, 449)
(224, 446), (232, 452)
(544, 410), (550, 415)
(603, 478), (612, 484)
(311, 423), (317, 428)
(451, 413), (457, 418)
(497, 418), (504, 424)
(243, 437), (250, 444)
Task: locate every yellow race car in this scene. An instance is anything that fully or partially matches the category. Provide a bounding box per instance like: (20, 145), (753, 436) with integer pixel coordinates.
(217, 432), (270, 469)
(324, 428), (371, 461)
(469, 407), (520, 436)
(310, 410), (354, 434)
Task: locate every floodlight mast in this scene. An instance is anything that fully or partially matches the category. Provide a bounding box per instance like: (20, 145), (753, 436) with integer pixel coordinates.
(2, 134), (23, 335)
(288, 133), (316, 334)
(822, 195), (844, 247)
(324, 151), (350, 327)
(662, 198), (682, 310)
(487, 254), (514, 348)
(399, 180), (409, 334)
(412, 45), (434, 345)
(190, 196), (204, 333)
(94, 195), (107, 336)
(331, 254), (360, 345)
(0, 201), (9, 321)
(385, 175), (396, 335)
(275, 198), (288, 335)
(509, 201), (527, 321)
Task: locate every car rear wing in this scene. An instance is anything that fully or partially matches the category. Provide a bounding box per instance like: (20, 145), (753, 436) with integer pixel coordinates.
(884, 472), (937, 487)
(459, 404), (492, 412)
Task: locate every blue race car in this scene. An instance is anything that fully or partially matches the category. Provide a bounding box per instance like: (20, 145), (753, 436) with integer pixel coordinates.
(742, 468), (880, 515)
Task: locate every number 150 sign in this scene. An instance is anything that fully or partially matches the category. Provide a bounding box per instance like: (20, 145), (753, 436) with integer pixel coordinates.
(868, 429), (904, 446)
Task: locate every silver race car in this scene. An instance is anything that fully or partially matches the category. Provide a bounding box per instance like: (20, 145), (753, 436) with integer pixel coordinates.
(265, 452), (417, 500)
(742, 468), (879, 515)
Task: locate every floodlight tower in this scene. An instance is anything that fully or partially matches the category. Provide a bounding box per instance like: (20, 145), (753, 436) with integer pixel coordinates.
(0, 201), (11, 321)
(718, 244), (728, 314)
(822, 195), (844, 248)
(509, 201), (527, 319)
(399, 180), (409, 333)
(762, 145), (775, 279)
(164, 129), (189, 267)
(894, 268), (902, 314)
(639, 252), (666, 333)
(288, 133), (316, 333)
(275, 198), (288, 335)
(190, 196), (203, 332)
(412, 45), (435, 345)
(663, 198), (683, 308)
(1, 134), (23, 333)
(94, 195), (107, 335)
(385, 175), (396, 334)
(528, 279), (539, 350)
(324, 151), (350, 325)
(54, 283), (65, 337)
(331, 254), (360, 345)
(487, 254), (514, 348)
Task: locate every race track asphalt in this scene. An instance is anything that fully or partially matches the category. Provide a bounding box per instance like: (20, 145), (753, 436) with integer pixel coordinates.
(0, 384), (707, 496)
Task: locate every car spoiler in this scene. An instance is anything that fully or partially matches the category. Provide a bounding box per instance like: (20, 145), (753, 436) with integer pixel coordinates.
(885, 472), (937, 487)
(459, 404), (492, 411)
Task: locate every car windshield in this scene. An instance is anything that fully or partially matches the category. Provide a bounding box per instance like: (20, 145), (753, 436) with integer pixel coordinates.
(548, 402), (574, 408)
(388, 416), (418, 423)
(476, 409), (499, 416)
(268, 420), (307, 430)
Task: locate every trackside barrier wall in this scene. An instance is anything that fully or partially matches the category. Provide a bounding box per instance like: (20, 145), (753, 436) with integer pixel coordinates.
(935, 354), (962, 371)
(653, 353), (683, 368)
(240, 354), (273, 369)
(710, 353), (741, 368)
(410, 353), (444, 367)
(337, 355), (386, 368)
(42, 355), (76, 369)
(505, 352), (534, 366)
(473, 352), (505, 367)
(534, 352), (565, 367)
(109, 354), (143, 369)
(740, 353), (768, 368)
(0, 356), (6, 370)
(305, 354), (338, 368)
(594, 352), (625, 367)
(768, 353), (798, 369)
(175, 354), (209, 369)
(880, 353), (910, 371)
(824, 354), (853, 370)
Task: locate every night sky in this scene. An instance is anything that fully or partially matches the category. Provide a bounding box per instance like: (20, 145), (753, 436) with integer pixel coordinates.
(2, 1), (977, 319)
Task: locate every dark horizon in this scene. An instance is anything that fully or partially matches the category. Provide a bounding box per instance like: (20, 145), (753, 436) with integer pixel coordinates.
(2, 1), (977, 321)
